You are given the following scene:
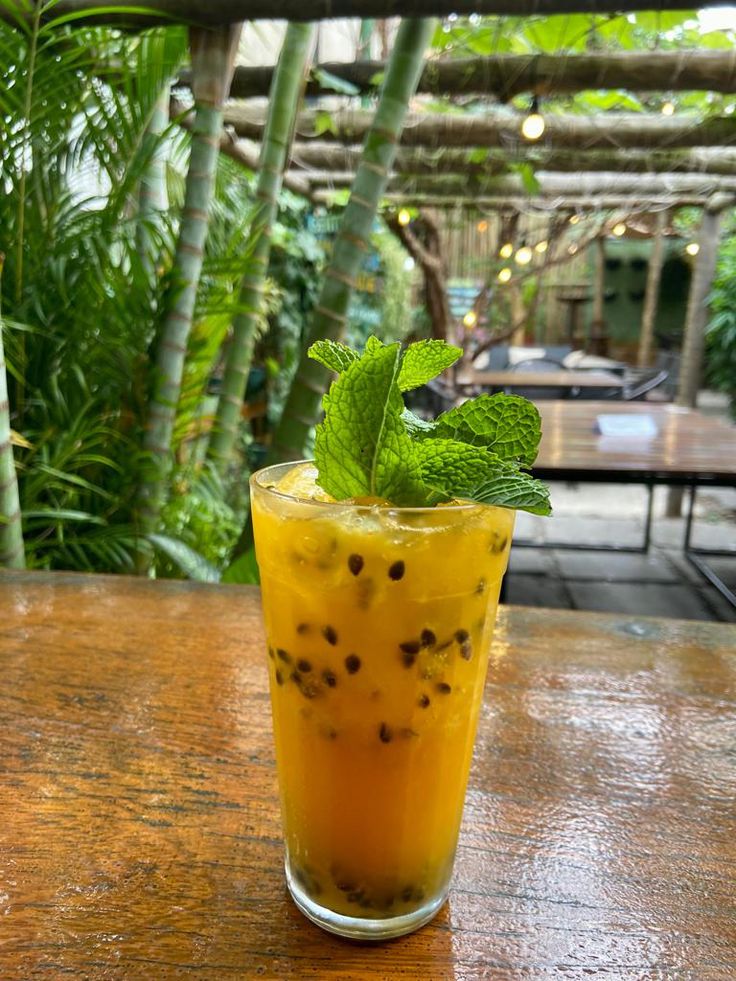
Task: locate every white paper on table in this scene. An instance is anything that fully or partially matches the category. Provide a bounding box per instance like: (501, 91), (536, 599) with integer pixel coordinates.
(595, 414), (659, 438)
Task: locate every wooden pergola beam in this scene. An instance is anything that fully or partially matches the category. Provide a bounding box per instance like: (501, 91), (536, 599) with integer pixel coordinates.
(305, 171), (736, 197)
(225, 106), (736, 151)
(207, 51), (736, 100)
(3, 0), (733, 28)
(313, 191), (714, 208)
(290, 144), (736, 177)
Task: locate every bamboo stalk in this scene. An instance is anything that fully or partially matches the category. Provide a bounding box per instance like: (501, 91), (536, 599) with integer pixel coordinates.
(637, 209), (668, 367)
(136, 90), (170, 280)
(227, 105), (736, 151)
(137, 23), (241, 557)
(267, 18), (437, 466)
(207, 22), (316, 474)
(0, 256), (25, 569)
(4, 0), (733, 28)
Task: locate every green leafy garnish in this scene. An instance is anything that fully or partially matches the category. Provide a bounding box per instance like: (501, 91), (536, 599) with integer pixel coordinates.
(308, 336), (551, 515)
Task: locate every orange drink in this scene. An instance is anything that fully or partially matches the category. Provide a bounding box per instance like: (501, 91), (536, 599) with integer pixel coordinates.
(251, 461), (514, 939)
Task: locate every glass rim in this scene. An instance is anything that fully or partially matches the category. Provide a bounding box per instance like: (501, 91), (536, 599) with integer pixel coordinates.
(249, 460), (487, 514)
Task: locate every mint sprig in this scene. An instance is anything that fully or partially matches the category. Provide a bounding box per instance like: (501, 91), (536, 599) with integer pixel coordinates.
(308, 337), (551, 515)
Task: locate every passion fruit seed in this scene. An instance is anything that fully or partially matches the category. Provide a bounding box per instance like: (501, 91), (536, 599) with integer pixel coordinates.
(420, 629), (436, 648)
(401, 652), (417, 668)
(436, 681), (452, 695)
(455, 629), (469, 643)
(275, 669), (284, 686)
(388, 560), (405, 581)
(322, 668), (337, 688)
(348, 553), (364, 576)
(345, 654), (361, 674)
(277, 648), (292, 664)
(418, 693), (430, 708)
(460, 641), (473, 661)
(296, 658), (312, 673)
(399, 640), (420, 655)
(296, 622), (310, 635)
(476, 578), (487, 595)
(379, 722), (393, 743)
(322, 625), (338, 646)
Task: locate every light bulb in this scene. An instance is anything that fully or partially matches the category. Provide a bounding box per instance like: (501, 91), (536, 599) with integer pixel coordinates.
(661, 101), (675, 116)
(686, 242), (700, 256)
(612, 222), (627, 237)
(398, 208), (411, 226)
(521, 112), (545, 141)
(499, 242), (514, 259)
(535, 240), (549, 254)
(569, 214), (580, 225)
(497, 267), (512, 283)
(515, 245), (533, 266)
(477, 219), (488, 233)
(463, 310), (478, 328)
(568, 243), (578, 255)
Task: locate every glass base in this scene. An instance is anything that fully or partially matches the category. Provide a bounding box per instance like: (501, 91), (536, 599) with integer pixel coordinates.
(285, 862), (449, 940)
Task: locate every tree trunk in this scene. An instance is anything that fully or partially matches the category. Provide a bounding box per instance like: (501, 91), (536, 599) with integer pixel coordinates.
(387, 210), (449, 341)
(666, 195), (731, 518)
(209, 50), (736, 100)
(285, 145), (736, 179)
(137, 23), (241, 562)
(637, 209), (668, 368)
(0, 268), (25, 569)
(226, 105), (736, 151)
(267, 18), (436, 467)
(136, 89), (170, 280)
(6, 0), (733, 28)
(207, 22), (315, 475)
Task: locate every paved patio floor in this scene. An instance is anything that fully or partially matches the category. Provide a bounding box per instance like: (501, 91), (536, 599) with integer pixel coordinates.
(507, 482), (736, 623)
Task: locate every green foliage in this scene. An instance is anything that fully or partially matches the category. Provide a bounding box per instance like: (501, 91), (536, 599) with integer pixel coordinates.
(706, 228), (736, 420)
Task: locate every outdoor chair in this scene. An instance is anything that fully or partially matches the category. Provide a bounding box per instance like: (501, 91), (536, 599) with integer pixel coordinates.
(622, 368), (670, 401)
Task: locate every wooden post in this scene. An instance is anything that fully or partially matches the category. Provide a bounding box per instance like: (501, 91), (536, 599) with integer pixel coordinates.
(590, 235), (606, 354)
(637, 209), (668, 367)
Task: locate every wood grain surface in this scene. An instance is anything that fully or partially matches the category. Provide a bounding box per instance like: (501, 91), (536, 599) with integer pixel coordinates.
(535, 400), (736, 482)
(1, 571), (735, 979)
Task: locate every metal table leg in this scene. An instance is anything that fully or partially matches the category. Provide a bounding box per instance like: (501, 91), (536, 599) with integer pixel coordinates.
(683, 484), (736, 609)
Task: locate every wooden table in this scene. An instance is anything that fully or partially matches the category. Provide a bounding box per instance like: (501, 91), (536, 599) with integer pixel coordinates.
(3, 571), (736, 979)
(456, 368), (623, 396)
(532, 401), (736, 606)
(535, 401), (736, 483)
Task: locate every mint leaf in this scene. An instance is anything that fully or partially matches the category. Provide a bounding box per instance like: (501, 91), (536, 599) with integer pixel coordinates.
(397, 339), (463, 391)
(472, 472), (551, 515)
(402, 408), (437, 439)
(308, 339), (359, 374)
(415, 440), (551, 515)
(434, 394), (541, 467)
(314, 342), (425, 505)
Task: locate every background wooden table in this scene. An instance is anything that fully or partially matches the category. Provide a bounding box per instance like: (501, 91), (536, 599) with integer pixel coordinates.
(456, 369), (623, 394)
(2, 572), (736, 979)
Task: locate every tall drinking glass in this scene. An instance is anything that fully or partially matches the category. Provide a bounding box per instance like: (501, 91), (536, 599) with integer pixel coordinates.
(251, 462), (514, 940)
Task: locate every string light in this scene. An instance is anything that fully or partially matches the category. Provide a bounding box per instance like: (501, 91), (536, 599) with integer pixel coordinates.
(515, 244), (533, 265)
(686, 242), (700, 256)
(569, 214), (580, 225)
(521, 96), (545, 142)
(497, 267), (512, 283)
(397, 208), (411, 226)
(661, 101), (675, 116)
(477, 219), (488, 233)
(568, 243), (578, 255)
(612, 222), (627, 237)
(535, 240), (549, 254)
(463, 310), (478, 328)
(499, 242), (514, 259)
